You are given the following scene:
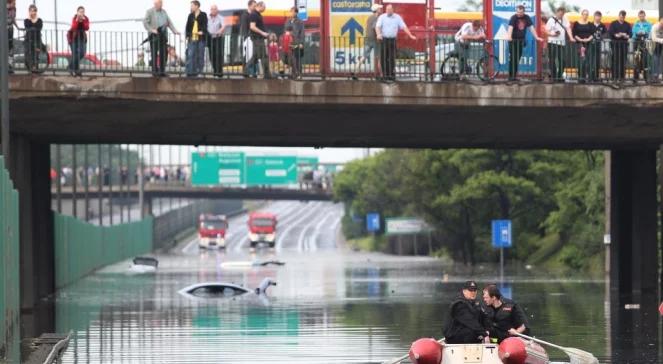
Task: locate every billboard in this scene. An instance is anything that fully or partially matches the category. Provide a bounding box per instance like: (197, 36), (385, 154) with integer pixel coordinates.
(492, 0), (538, 74)
(329, 0), (372, 72)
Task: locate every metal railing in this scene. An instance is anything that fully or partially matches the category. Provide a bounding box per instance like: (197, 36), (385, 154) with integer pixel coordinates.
(9, 29), (663, 83)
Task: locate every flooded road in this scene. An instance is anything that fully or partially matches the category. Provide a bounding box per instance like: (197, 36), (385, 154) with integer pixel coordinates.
(50, 201), (659, 363)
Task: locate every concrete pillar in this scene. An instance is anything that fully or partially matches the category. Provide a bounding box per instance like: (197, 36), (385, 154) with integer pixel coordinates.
(9, 136), (55, 338)
(609, 149), (660, 362)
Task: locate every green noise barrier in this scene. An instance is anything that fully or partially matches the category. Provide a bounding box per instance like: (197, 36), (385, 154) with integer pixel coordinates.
(0, 157), (20, 360)
(54, 213), (154, 289)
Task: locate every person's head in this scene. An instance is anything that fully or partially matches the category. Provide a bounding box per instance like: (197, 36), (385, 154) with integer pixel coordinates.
(515, 5), (525, 16)
(256, 1), (265, 13)
(8, 0), (16, 7)
(153, 0), (163, 10)
(580, 9), (588, 22)
(461, 281), (478, 300)
(482, 284), (502, 307)
(28, 4), (37, 16)
(385, 4), (394, 15)
(247, 0), (256, 10)
(555, 7), (565, 19)
(594, 10), (602, 23)
(190, 1), (200, 13)
(471, 20), (482, 31)
(268, 32), (277, 42)
(618, 10), (626, 22)
(638, 10), (646, 22)
(371, 3), (382, 14)
(210, 4), (218, 16)
(289, 6), (298, 19)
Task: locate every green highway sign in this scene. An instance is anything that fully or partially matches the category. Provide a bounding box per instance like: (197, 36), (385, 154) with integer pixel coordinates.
(191, 152), (220, 185)
(246, 156), (298, 186)
(386, 217), (431, 235)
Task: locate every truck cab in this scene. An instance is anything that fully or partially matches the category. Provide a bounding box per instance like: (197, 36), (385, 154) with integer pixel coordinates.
(198, 214), (229, 249)
(248, 212), (277, 249)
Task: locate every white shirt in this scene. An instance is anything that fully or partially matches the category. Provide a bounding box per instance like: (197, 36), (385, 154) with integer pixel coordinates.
(455, 22), (485, 43)
(652, 22), (663, 44)
(546, 16), (570, 45)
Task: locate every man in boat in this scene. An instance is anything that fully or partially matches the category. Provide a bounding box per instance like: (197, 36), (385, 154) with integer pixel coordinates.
(443, 280), (490, 344)
(482, 284), (529, 343)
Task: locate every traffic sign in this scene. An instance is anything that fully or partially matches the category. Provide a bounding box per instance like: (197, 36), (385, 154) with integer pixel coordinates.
(492, 220), (512, 248)
(246, 156), (298, 186)
(386, 218), (430, 235)
(366, 213), (381, 232)
(191, 152), (220, 185)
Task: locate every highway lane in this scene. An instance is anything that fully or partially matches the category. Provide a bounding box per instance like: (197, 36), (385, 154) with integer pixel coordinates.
(179, 201), (343, 256)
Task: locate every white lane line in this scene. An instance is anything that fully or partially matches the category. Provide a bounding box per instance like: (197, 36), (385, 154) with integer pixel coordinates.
(308, 206), (339, 252)
(296, 204), (334, 252)
(275, 202), (324, 252)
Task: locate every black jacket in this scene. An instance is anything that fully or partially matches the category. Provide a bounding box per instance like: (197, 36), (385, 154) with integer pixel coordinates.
(185, 11), (209, 40)
(487, 298), (529, 342)
(443, 295), (487, 342)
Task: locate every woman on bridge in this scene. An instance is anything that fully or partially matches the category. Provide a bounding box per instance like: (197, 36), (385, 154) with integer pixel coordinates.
(23, 4), (43, 74)
(67, 6), (89, 77)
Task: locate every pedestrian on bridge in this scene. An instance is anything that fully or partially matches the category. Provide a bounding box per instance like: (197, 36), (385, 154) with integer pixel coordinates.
(608, 10), (632, 82)
(143, 0), (180, 77)
(544, 7), (574, 82)
(652, 16), (663, 83)
(23, 4), (43, 74)
(506, 4), (543, 81)
(249, 1), (271, 79)
(66, 6), (89, 77)
(376, 4), (416, 82)
(7, 0), (18, 74)
(284, 6), (304, 79)
(185, 1), (208, 77)
(207, 4), (227, 78)
(352, 3), (382, 81)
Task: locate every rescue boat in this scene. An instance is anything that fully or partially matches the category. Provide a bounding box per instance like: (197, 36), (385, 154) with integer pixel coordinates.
(387, 335), (598, 364)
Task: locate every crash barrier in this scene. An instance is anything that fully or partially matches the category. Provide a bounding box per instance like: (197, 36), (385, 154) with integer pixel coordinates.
(152, 199), (243, 250)
(0, 157), (20, 361)
(54, 213), (154, 289)
(10, 28), (663, 83)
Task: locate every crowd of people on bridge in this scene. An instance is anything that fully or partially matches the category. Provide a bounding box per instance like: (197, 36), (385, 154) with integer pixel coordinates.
(6, 0), (663, 82)
(51, 165), (191, 188)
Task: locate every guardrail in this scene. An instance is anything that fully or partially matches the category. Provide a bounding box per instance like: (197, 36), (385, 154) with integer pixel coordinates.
(10, 29), (663, 83)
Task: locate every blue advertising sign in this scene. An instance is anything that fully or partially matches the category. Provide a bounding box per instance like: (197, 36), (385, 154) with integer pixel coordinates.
(492, 220), (512, 248)
(492, 0), (538, 74)
(366, 213), (381, 232)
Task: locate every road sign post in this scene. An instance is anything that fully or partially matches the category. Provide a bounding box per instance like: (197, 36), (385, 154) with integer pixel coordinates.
(492, 219), (512, 283)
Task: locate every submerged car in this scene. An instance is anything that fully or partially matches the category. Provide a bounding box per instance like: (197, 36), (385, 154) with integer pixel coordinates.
(178, 277), (277, 300)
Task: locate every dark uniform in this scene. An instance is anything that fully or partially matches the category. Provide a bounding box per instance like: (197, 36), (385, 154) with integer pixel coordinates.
(486, 298), (529, 343)
(443, 282), (488, 344)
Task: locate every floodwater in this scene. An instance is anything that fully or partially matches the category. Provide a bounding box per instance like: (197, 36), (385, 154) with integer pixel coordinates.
(36, 202), (663, 363)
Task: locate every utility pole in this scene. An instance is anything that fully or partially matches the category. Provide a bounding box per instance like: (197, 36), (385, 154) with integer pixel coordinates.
(1, 0), (10, 163)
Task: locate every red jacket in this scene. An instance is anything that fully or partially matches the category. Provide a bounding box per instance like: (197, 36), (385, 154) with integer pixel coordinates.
(67, 15), (89, 44)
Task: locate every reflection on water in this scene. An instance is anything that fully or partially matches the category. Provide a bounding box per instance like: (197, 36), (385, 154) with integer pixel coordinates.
(46, 251), (660, 363)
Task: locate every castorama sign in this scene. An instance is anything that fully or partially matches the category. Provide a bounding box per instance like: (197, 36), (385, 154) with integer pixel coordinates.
(492, 0), (537, 73)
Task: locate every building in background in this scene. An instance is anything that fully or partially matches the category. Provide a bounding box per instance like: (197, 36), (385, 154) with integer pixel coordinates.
(632, 0), (658, 10)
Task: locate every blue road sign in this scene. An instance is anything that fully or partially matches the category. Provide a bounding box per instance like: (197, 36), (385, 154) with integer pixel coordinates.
(366, 213), (380, 232)
(492, 220), (512, 248)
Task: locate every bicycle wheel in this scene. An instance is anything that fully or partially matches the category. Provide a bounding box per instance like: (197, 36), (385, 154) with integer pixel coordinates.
(477, 55), (500, 81)
(440, 55), (461, 80)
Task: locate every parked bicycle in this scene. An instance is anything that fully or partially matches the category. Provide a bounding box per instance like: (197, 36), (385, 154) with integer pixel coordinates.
(440, 40), (500, 81)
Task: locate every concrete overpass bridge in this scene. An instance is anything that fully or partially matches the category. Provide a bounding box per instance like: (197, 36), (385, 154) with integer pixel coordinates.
(52, 184), (333, 202)
(3, 75), (662, 358)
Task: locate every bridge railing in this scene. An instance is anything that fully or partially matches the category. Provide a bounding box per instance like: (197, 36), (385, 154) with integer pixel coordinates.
(12, 28), (662, 83)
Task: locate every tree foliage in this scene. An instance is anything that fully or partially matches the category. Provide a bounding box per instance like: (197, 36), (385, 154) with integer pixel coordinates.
(334, 150), (604, 270)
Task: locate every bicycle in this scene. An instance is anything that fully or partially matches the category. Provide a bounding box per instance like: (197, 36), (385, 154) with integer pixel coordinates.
(440, 40), (500, 81)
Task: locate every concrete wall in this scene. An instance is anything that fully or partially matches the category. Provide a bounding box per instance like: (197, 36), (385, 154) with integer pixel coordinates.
(0, 157), (20, 361)
(10, 76), (663, 149)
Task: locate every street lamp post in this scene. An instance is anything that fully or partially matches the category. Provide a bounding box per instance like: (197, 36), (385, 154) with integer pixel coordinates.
(1, 0), (10, 162)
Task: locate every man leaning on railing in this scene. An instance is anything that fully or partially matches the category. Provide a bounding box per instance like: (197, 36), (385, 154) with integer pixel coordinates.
(143, 0), (180, 77)
(454, 20), (485, 79)
(652, 16), (663, 83)
(608, 10), (631, 82)
(545, 7), (574, 82)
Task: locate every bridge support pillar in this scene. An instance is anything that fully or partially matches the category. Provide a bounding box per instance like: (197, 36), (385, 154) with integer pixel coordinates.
(9, 135), (55, 338)
(608, 149), (660, 362)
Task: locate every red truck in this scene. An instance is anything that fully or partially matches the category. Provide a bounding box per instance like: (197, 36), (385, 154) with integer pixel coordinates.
(248, 212), (277, 249)
(198, 214), (229, 249)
